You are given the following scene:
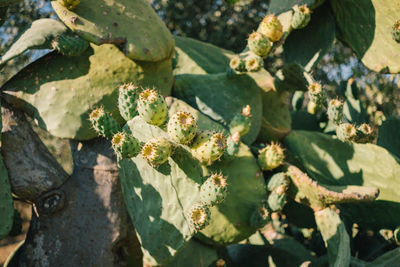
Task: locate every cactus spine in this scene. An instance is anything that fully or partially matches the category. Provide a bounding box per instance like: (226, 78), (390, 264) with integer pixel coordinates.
(191, 131), (227, 166)
(259, 15), (283, 42)
(247, 32), (272, 57)
(118, 83), (141, 121)
(141, 137), (172, 166)
(167, 111), (198, 145)
(188, 204), (211, 232)
(137, 89), (168, 126)
(291, 5), (311, 29)
(257, 142), (285, 171)
(89, 107), (121, 139)
(200, 173), (228, 206)
(111, 131), (140, 158)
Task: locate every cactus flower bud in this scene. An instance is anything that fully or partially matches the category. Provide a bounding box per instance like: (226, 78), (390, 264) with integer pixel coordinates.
(229, 55), (247, 73)
(141, 137), (172, 166)
(111, 131), (140, 158)
(267, 191), (287, 211)
(291, 5), (311, 29)
(118, 83), (141, 121)
(191, 131), (227, 166)
(188, 204), (211, 232)
(248, 32), (272, 57)
(245, 55), (264, 72)
(327, 99), (344, 125)
(259, 15), (283, 42)
(336, 123), (357, 142)
(89, 107), (121, 139)
(257, 142), (285, 171)
(355, 123), (374, 143)
(167, 111), (198, 145)
(308, 82), (326, 107)
(229, 105), (252, 137)
(200, 173), (228, 206)
(137, 89), (168, 126)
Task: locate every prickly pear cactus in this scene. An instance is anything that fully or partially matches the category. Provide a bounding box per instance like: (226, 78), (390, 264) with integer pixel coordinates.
(51, 0), (174, 62)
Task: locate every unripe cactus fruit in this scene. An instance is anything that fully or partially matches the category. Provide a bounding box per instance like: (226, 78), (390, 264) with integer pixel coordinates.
(267, 172), (290, 193)
(259, 15), (283, 42)
(267, 190), (287, 212)
(141, 137), (172, 166)
(392, 20), (400, 43)
(336, 123), (357, 142)
(111, 131), (140, 158)
(188, 204), (211, 232)
(245, 55), (264, 72)
(51, 34), (89, 57)
(327, 99), (344, 125)
(250, 205), (271, 228)
(229, 55), (246, 73)
(226, 132), (241, 157)
(257, 142), (285, 171)
(89, 107), (121, 139)
(200, 173), (228, 206)
(229, 105), (252, 137)
(247, 32), (272, 57)
(191, 131), (227, 166)
(118, 83), (141, 121)
(355, 123), (374, 144)
(291, 5), (311, 29)
(308, 82), (326, 107)
(58, 0), (80, 10)
(167, 111), (197, 145)
(137, 89), (168, 126)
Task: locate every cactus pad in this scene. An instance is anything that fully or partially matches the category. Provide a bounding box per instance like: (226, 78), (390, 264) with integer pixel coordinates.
(51, 0), (174, 62)
(51, 33), (89, 57)
(330, 0), (400, 73)
(2, 44), (173, 140)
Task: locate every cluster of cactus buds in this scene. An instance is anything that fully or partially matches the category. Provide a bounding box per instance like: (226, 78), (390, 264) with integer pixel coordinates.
(229, 56), (247, 73)
(89, 107), (121, 139)
(336, 123), (374, 143)
(137, 89), (168, 126)
(392, 20), (400, 43)
(167, 111), (197, 145)
(118, 83), (141, 121)
(259, 15), (283, 42)
(257, 142), (285, 171)
(200, 173), (228, 206)
(291, 5), (311, 29)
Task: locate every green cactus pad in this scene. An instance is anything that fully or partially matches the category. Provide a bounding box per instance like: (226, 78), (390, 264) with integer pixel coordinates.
(267, 0), (324, 15)
(283, 4), (335, 72)
(166, 97), (266, 245)
(274, 63), (312, 93)
(330, 0), (400, 73)
(314, 207), (351, 267)
(284, 130), (400, 229)
(51, 0), (174, 62)
(377, 117), (400, 159)
(118, 83), (141, 121)
(173, 73), (262, 145)
(257, 91), (291, 142)
(165, 240), (218, 267)
(173, 36), (276, 92)
(51, 33), (89, 57)
(118, 116), (204, 265)
(0, 19), (68, 67)
(2, 44), (173, 140)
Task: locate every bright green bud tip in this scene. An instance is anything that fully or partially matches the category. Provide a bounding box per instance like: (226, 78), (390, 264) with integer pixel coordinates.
(188, 204), (211, 232)
(291, 5), (311, 29)
(141, 137), (172, 166)
(118, 83), (141, 121)
(112, 131), (140, 158)
(248, 32), (272, 57)
(257, 142), (285, 171)
(259, 15), (283, 42)
(167, 111), (198, 144)
(137, 89), (168, 126)
(200, 173), (228, 206)
(89, 107), (121, 139)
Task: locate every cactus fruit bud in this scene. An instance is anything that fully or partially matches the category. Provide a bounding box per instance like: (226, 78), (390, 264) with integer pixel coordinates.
(257, 142), (285, 171)
(355, 123), (374, 143)
(229, 55), (246, 73)
(328, 99), (344, 125)
(167, 111), (198, 145)
(137, 89), (168, 126)
(200, 173), (228, 206)
(226, 132), (241, 157)
(245, 55), (264, 72)
(268, 191), (287, 212)
(336, 123), (357, 142)
(392, 20), (400, 43)
(118, 83), (141, 121)
(188, 204), (211, 231)
(89, 107), (121, 139)
(291, 5), (311, 29)
(111, 131), (140, 158)
(267, 172), (290, 193)
(259, 15), (283, 42)
(191, 131), (227, 166)
(229, 105), (252, 137)
(58, 0), (80, 10)
(247, 32), (272, 57)
(250, 205), (271, 228)
(51, 34), (89, 57)
(141, 137), (172, 166)
(308, 82), (326, 107)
